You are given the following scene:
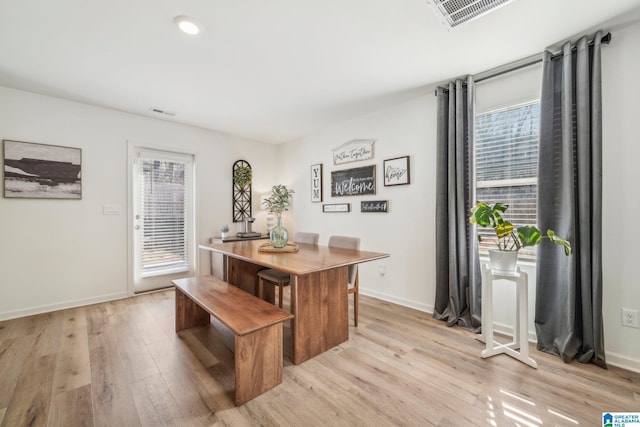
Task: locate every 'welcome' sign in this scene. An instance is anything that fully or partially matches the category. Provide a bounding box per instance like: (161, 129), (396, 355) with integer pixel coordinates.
(331, 165), (376, 197)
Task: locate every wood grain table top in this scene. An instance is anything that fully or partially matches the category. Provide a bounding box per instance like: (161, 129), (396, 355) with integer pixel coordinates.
(199, 239), (389, 275)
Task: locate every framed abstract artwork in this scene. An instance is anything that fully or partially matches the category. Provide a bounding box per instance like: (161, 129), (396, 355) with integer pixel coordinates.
(3, 139), (82, 199)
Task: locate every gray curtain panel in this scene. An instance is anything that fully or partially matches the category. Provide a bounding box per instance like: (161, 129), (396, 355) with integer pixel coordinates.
(434, 76), (482, 332)
(536, 32), (606, 368)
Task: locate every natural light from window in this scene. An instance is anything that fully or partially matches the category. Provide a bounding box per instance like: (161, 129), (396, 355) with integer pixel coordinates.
(475, 101), (540, 259)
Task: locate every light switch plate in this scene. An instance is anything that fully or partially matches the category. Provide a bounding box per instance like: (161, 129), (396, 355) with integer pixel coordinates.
(103, 204), (121, 215)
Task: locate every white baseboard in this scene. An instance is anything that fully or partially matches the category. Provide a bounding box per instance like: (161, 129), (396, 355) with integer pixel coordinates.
(605, 351), (640, 373)
(360, 288), (433, 313)
(0, 291), (130, 321)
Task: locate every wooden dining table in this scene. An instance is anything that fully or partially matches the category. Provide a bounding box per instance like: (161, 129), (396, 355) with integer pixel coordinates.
(198, 239), (389, 365)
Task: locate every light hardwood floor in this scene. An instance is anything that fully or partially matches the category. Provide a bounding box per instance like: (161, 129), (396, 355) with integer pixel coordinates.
(1, 289), (638, 427)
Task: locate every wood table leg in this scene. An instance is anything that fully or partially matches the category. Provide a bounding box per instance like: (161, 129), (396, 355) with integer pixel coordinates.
(290, 267), (349, 365)
(225, 257), (349, 365)
(227, 258), (274, 300)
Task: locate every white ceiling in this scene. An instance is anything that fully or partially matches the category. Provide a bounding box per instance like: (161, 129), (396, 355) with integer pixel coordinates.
(1, 0), (640, 143)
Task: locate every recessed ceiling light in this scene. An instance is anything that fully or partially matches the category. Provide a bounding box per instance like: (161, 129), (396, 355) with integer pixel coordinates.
(174, 15), (201, 35)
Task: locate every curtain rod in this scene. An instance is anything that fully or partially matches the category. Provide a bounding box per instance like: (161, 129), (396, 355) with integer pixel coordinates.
(436, 32), (611, 93)
(477, 32), (611, 83)
(474, 55), (542, 84)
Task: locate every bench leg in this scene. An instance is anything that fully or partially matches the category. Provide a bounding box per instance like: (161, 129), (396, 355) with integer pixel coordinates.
(175, 287), (210, 332)
(234, 324), (284, 406)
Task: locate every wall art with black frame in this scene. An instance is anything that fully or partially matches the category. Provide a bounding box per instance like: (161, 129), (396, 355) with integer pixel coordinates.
(322, 203), (351, 213)
(330, 164), (376, 197)
(3, 139), (82, 199)
(361, 200), (389, 213)
(383, 155), (410, 186)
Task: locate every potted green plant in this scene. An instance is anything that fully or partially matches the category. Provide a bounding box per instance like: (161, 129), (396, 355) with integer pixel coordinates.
(469, 201), (571, 272)
(261, 185), (294, 248)
(233, 165), (252, 187)
(220, 224), (230, 239)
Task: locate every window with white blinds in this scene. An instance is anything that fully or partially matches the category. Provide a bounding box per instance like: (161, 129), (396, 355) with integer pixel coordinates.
(475, 101), (540, 258)
(135, 150), (194, 278)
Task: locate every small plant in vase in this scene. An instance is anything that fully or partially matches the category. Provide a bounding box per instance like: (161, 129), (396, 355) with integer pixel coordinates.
(261, 185), (294, 248)
(220, 224), (230, 239)
(469, 201), (571, 273)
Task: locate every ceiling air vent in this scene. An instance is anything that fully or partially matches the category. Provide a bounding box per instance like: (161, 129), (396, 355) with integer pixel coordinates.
(427, 0), (515, 29)
(149, 107), (176, 117)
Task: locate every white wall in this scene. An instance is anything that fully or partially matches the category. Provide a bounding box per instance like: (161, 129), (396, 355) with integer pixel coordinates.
(600, 15), (640, 371)
(278, 92), (436, 312)
(278, 18), (640, 372)
(0, 86), (278, 319)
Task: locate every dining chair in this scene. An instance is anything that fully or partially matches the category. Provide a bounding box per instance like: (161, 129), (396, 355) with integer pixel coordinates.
(257, 232), (319, 308)
(328, 235), (361, 327)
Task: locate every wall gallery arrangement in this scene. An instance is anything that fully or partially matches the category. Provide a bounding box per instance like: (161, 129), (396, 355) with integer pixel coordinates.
(3, 139), (82, 199)
(316, 139), (410, 214)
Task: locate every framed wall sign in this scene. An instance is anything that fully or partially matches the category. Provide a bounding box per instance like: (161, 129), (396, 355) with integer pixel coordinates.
(311, 163), (323, 202)
(332, 139), (375, 165)
(331, 165), (376, 197)
(322, 203), (351, 213)
(361, 200), (389, 213)
(383, 155), (410, 186)
(3, 139), (82, 199)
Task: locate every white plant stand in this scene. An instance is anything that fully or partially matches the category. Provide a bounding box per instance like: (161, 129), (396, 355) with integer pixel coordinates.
(477, 263), (537, 368)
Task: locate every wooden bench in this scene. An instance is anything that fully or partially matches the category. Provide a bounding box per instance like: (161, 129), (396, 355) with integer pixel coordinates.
(172, 275), (294, 406)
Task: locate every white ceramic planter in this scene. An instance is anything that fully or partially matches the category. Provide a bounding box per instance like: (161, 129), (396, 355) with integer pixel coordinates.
(488, 249), (518, 274)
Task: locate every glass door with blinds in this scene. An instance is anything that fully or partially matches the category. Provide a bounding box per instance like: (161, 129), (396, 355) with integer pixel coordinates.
(132, 148), (195, 293)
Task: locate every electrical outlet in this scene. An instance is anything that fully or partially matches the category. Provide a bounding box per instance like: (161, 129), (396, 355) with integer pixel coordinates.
(621, 308), (639, 328)
(378, 265), (386, 276)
